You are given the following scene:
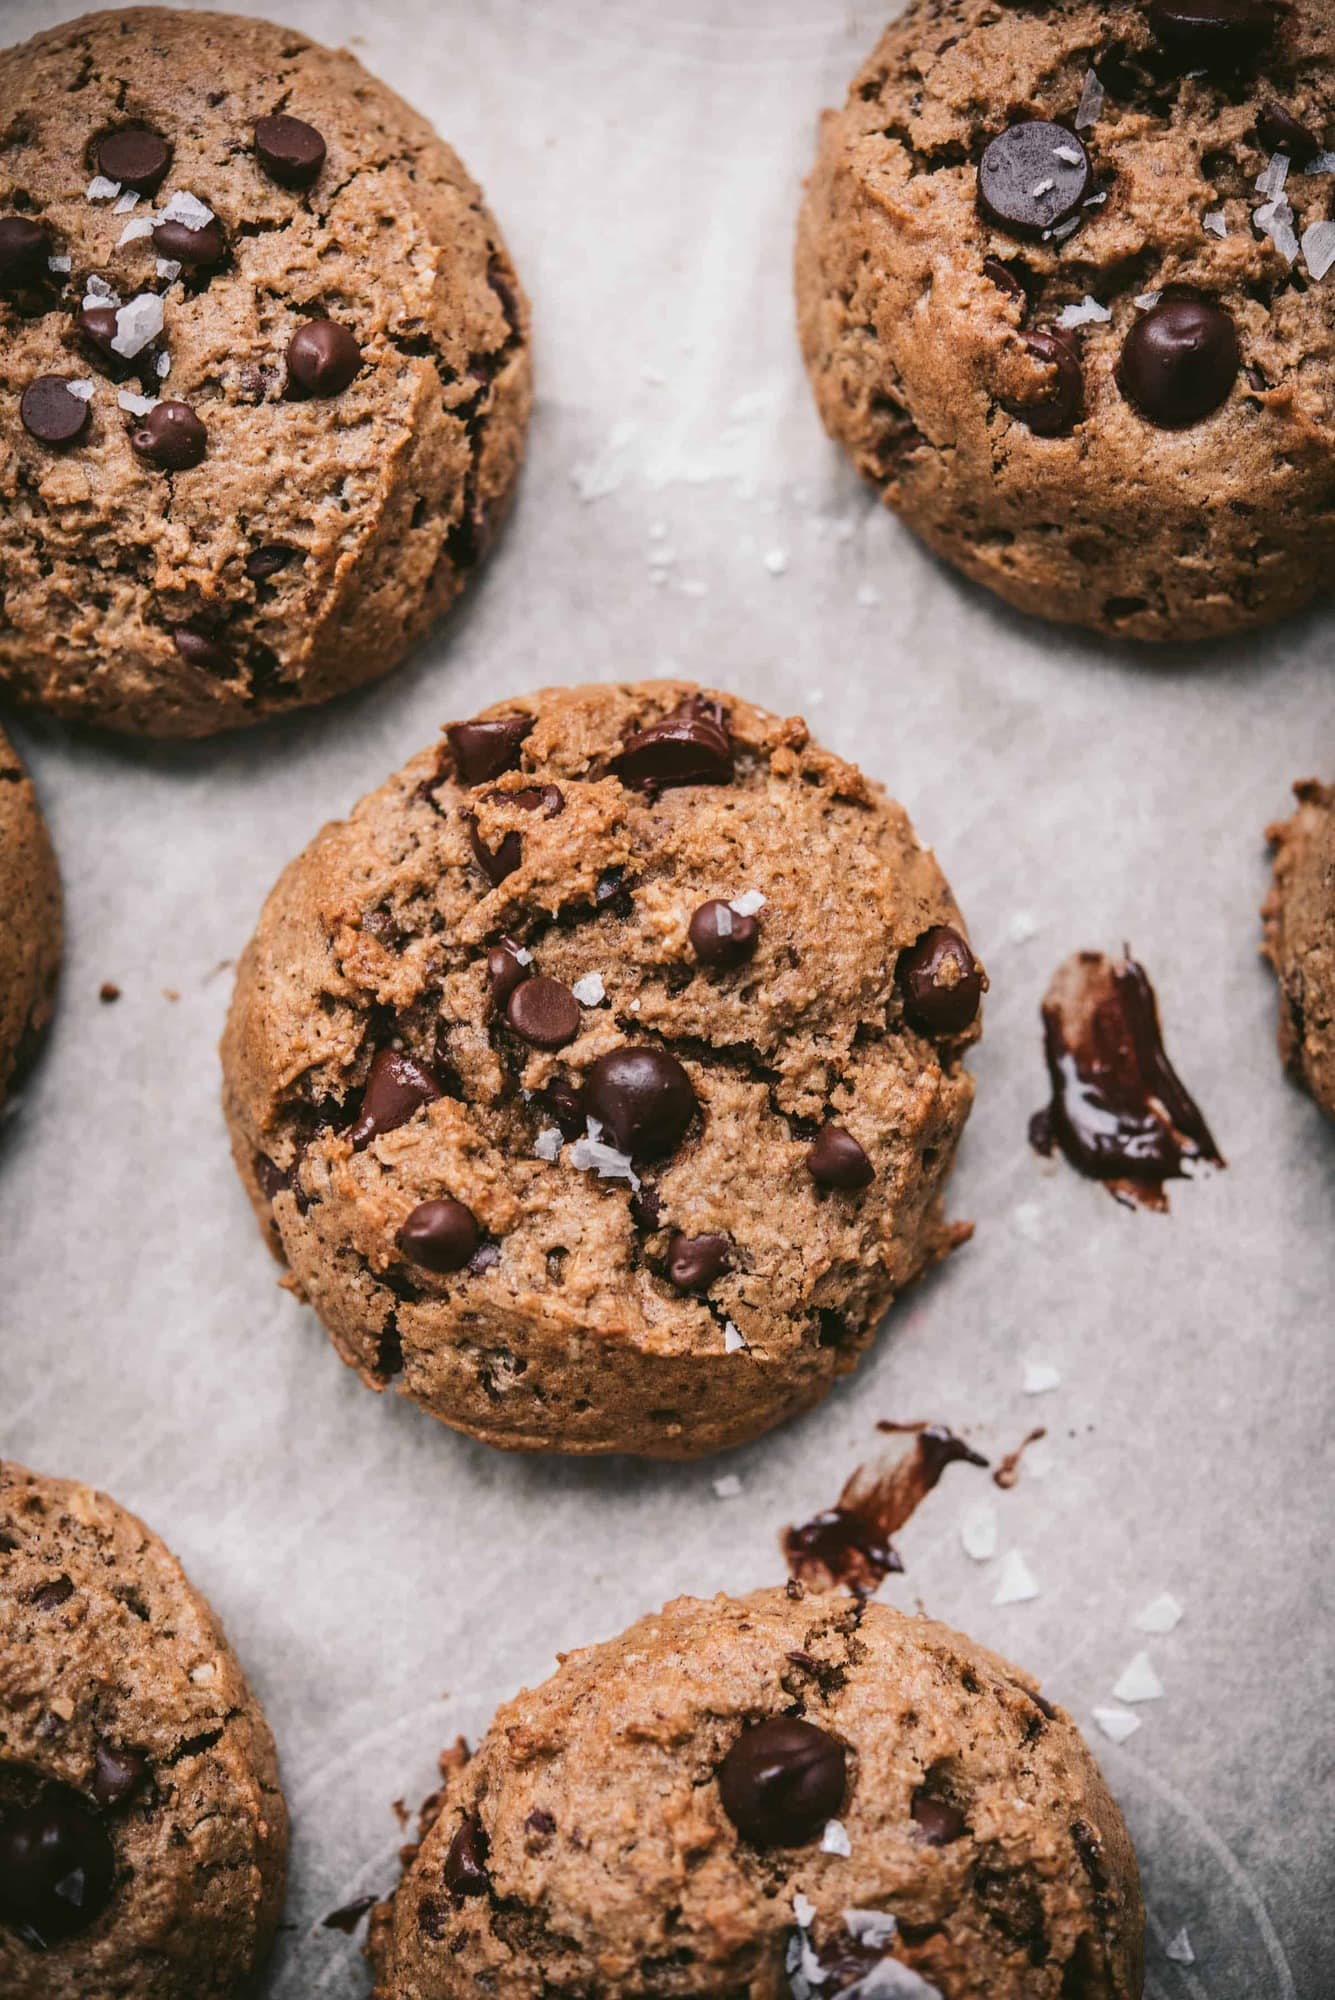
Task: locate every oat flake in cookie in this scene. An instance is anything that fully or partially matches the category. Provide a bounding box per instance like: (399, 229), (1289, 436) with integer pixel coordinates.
(0, 726), (61, 1109)
(797, 0), (1335, 642)
(367, 1587), (1143, 1998)
(220, 682), (983, 1459)
(0, 8), (530, 736)
(0, 1462), (288, 1999)
(1264, 779), (1335, 1118)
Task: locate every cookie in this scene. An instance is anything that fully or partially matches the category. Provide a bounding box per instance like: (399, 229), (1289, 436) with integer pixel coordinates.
(368, 1586), (1143, 1999)
(1263, 779), (1335, 1118)
(0, 8), (530, 736)
(0, 1462), (288, 1998)
(221, 681), (982, 1459)
(797, 0), (1335, 643)
(0, 726), (61, 1108)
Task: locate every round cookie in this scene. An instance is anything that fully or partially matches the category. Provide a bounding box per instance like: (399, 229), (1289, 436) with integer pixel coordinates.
(221, 681), (983, 1459)
(0, 726), (61, 1108)
(0, 8), (530, 736)
(797, 0), (1335, 643)
(1264, 779), (1335, 1118)
(0, 1462), (288, 1999)
(368, 1586), (1143, 1999)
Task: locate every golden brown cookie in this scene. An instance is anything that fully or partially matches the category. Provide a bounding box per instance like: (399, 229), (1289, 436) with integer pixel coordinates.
(0, 8), (530, 736)
(1264, 779), (1335, 1118)
(368, 1587), (1143, 1999)
(0, 726), (61, 1107)
(220, 681), (982, 1459)
(0, 1461), (288, 1999)
(797, 0), (1335, 642)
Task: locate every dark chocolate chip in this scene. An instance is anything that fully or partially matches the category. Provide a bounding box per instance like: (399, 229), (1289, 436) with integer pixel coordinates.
(397, 1198), (479, 1274)
(807, 1124), (874, 1190)
(983, 254), (1028, 301)
(443, 1814), (489, 1897)
(77, 304), (129, 376)
(152, 215), (227, 268)
(245, 544), (296, 581)
(541, 1073), (586, 1140)
(255, 1153), (290, 1202)
(977, 122), (1091, 240)
(911, 1789), (967, 1845)
(689, 899), (759, 967)
(1149, 0), (1275, 69)
(525, 1809), (556, 1838)
(0, 1795), (116, 1944)
(584, 1047), (697, 1159)
(1256, 102), (1321, 164)
(630, 1182), (661, 1231)
(614, 711), (734, 791)
(898, 925), (984, 1035)
(31, 1574), (74, 1610)
(92, 1743), (147, 1810)
(446, 715), (532, 786)
(286, 319), (361, 398)
(487, 937), (531, 1010)
(667, 1232), (731, 1292)
(506, 975), (581, 1050)
(20, 377), (89, 446)
(172, 624), (232, 675)
(351, 1049), (443, 1148)
(1118, 295), (1238, 428)
(253, 113), (327, 189)
(1006, 329), (1083, 436)
(0, 216), (50, 288)
(97, 127), (172, 194)
(467, 786), (562, 886)
(717, 1716), (846, 1848)
(130, 399), (207, 470)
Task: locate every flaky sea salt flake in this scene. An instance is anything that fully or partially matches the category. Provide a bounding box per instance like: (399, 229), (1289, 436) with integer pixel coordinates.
(1092, 1705), (1141, 1744)
(712, 1474), (743, 1500)
(47, 255), (72, 274)
(117, 389), (157, 415)
(1054, 145), (1083, 166)
(1031, 177), (1055, 197)
(844, 1909), (897, 1948)
(156, 351), (172, 379)
(1302, 219), (1335, 280)
(793, 1892), (817, 1929)
(993, 1550), (1039, 1605)
(117, 216), (154, 246)
(572, 972), (605, 1006)
(110, 292), (164, 358)
(86, 175), (121, 202)
(112, 190), (139, 214)
(1135, 1591), (1183, 1634)
(1202, 208), (1228, 238)
(160, 190), (214, 229)
(960, 1500), (997, 1562)
(723, 1321), (747, 1353)
(853, 1964), (942, 1998)
(821, 1819), (851, 1857)
(1113, 1651), (1164, 1703)
(1255, 195), (1300, 264)
(764, 548), (789, 576)
(570, 1120), (640, 1190)
(730, 890), (766, 917)
(533, 1126), (563, 1163)
(156, 258), (182, 281)
(1256, 152), (1291, 198)
(84, 274), (120, 307)
(1165, 1927), (1195, 1965)
(1306, 148), (1335, 174)
(1056, 296), (1110, 328)
(66, 379), (95, 402)
(1075, 69), (1105, 130)
(1134, 290), (1162, 310)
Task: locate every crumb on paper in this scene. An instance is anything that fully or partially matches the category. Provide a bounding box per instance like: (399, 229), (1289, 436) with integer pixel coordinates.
(98, 981), (121, 1004)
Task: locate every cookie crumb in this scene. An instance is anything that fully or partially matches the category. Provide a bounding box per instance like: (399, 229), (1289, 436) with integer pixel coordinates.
(98, 981), (121, 1004)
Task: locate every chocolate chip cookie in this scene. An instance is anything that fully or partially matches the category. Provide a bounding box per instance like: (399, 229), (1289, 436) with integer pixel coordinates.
(1264, 779), (1335, 1118)
(0, 8), (530, 736)
(220, 681), (983, 1459)
(368, 1586), (1143, 1999)
(0, 726), (61, 1108)
(0, 1462), (288, 1999)
(797, 0), (1335, 642)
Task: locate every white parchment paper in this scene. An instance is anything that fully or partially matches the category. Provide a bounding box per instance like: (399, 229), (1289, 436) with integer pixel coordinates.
(1, 3), (1332, 1995)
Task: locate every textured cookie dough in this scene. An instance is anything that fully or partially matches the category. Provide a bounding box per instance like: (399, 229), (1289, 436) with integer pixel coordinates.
(368, 1587), (1143, 1999)
(0, 8), (530, 736)
(1264, 779), (1335, 1118)
(0, 1462), (288, 1999)
(797, 0), (1335, 642)
(0, 726), (61, 1107)
(221, 680), (982, 1459)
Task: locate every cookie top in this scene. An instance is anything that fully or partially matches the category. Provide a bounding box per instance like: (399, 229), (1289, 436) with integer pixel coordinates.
(1264, 779), (1335, 1118)
(0, 726), (61, 1107)
(797, 0), (1335, 642)
(0, 1462), (288, 1999)
(0, 8), (530, 736)
(368, 1586), (1143, 1999)
(221, 680), (981, 1459)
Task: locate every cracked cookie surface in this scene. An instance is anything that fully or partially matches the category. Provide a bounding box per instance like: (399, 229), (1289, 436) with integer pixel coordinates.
(220, 680), (981, 1460)
(797, 0), (1335, 642)
(0, 726), (61, 1109)
(367, 1586), (1143, 1999)
(0, 7), (530, 736)
(1264, 778), (1335, 1118)
(0, 1461), (288, 1999)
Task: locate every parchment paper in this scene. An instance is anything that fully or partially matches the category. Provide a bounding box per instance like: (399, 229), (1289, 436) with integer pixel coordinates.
(1, 2), (1332, 1995)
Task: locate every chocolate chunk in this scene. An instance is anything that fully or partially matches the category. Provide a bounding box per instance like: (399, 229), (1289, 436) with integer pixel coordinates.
(912, 1789), (967, 1845)
(20, 377), (90, 446)
(717, 1716), (847, 1848)
(1006, 330), (1083, 437)
(541, 1073), (586, 1140)
(152, 215), (227, 268)
(31, 1574), (74, 1609)
(286, 319), (362, 398)
(397, 1198), (479, 1274)
(0, 216), (50, 288)
(446, 715), (532, 786)
(96, 127), (172, 194)
(253, 113), (327, 189)
(630, 1182), (661, 1231)
(92, 1743), (147, 1810)
(130, 400), (207, 470)
(1118, 296), (1238, 428)
(1257, 102), (1321, 164)
(487, 937), (531, 1010)
(1149, 0), (1275, 68)
(506, 975), (581, 1050)
(689, 899), (760, 967)
(667, 1232), (731, 1292)
(983, 254), (1028, 301)
(467, 786), (562, 886)
(77, 303), (130, 376)
(255, 1153), (290, 1202)
(584, 1047), (697, 1159)
(977, 122), (1091, 240)
(614, 710), (734, 791)
(807, 1124), (874, 1190)
(350, 1048), (442, 1148)
(443, 1814), (489, 1897)
(525, 1808), (556, 1838)
(898, 925), (984, 1035)
(0, 1795), (116, 1944)
(172, 624), (232, 675)
(245, 544), (296, 581)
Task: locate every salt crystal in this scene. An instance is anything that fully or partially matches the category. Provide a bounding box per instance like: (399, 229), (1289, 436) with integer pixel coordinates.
(160, 189), (214, 229)
(993, 1551), (1039, 1605)
(156, 257), (182, 281)
(1134, 290), (1162, 310)
(1031, 178), (1055, 197)
(569, 1119), (640, 1190)
(723, 1321), (747, 1353)
(763, 548), (789, 576)
(112, 190), (138, 214)
(1302, 218), (1335, 280)
(1165, 1928), (1195, 1965)
(189, 1661), (217, 1685)
(960, 1501), (998, 1562)
(66, 380), (95, 402)
(1113, 1651), (1164, 1703)
(1255, 152), (1290, 198)
(1135, 1591), (1183, 1634)
(1056, 295), (1110, 328)
(844, 1909), (897, 1948)
(1074, 69), (1105, 130)
(679, 579), (707, 598)
(110, 292), (164, 358)
(850, 1965), (943, 1998)
(730, 890), (766, 917)
(47, 255), (72, 274)
(86, 175), (122, 201)
(1305, 149), (1335, 174)
(572, 972), (605, 1006)
(1255, 195), (1300, 264)
(1202, 209), (1228, 238)
(533, 1126), (563, 1162)
(1023, 1360), (1061, 1395)
(84, 274), (120, 306)
(792, 1891), (817, 1929)
(514, 946), (533, 966)
(1092, 1705), (1141, 1745)
(1047, 217), (1082, 241)
(156, 352), (172, 379)
(1083, 190), (1108, 207)
(712, 1474), (743, 1499)
(116, 216), (154, 246)
(117, 389), (158, 415)
(1007, 909), (1038, 944)
(1054, 145), (1083, 166)
(821, 1818), (852, 1856)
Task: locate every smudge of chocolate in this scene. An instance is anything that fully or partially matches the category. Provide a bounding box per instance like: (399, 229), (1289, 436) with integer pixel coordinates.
(993, 1427), (1046, 1490)
(322, 1893), (377, 1934)
(783, 1424), (988, 1594)
(1029, 950), (1224, 1211)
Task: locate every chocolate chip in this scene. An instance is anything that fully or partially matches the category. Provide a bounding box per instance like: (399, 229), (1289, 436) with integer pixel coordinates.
(286, 319), (361, 398)
(585, 1047), (697, 1159)
(506, 975), (581, 1050)
(689, 900), (760, 967)
(898, 925), (984, 1035)
(1149, 0), (1275, 68)
(172, 624), (232, 675)
(245, 544), (296, 581)
(255, 1153), (291, 1202)
(541, 1073), (586, 1140)
(467, 786), (562, 886)
(983, 254), (1028, 301)
(253, 113), (327, 189)
(350, 1049), (443, 1148)
(397, 1198), (479, 1274)
(1257, 101), (1321, 163)
(487, 937), (531, 1010)
(1006, 329), (1083, 436)
(1118, 295), (1238, 428)
(0, 216), (49, 288)
(807, 1124), (874, 1190)
(717, 1716), (847, 1848)
(20, 377), (89, 446)
(31, 1574), (74, 1610)
(525, 1809), (556, 1838)
(667, 1232), (731, 1292)
(630, 1182), (661, 1230)
(130, 399), (207, 470)
(152, 216), (227, 268)
(443, 1814), (489, 1897)
(92, 1743), (147, 1810)
(0, 1795), (116, 1944)
(446, 716), (532, 786)
(96, 127), (172, 194)
(911, 1789), (967, 1845)
(977, 122), (1091, 240)
(614, 710), (734, 791)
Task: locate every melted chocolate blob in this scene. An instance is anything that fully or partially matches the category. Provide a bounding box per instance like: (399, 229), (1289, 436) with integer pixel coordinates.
(784, 1424), (988, 1595)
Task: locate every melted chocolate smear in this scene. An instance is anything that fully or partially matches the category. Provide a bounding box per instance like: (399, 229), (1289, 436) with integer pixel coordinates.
(1029, 950), (1224, 1211)
(784, 1424), (988, 1595)
(993, 1427), (1046, 1491)
(322, 1893), (377, 1934)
